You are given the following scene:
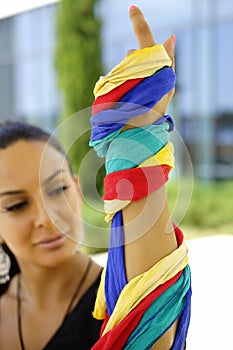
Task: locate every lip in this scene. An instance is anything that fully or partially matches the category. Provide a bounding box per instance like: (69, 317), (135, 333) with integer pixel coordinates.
(35, 234), (66, 249)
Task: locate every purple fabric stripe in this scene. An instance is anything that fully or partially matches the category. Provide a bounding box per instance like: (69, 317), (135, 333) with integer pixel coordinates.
(90, 67), (176, 142)
(91, 114), (174, 144)
(91, 123), (124, 142)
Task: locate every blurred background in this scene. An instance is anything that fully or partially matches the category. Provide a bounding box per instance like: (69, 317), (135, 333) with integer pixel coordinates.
(0, 0), (232, 248)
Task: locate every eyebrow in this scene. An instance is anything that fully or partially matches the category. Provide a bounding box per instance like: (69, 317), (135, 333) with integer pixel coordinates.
(0, 170), (65, 197)
(0, 190), (26, 198)
(42, 169), (65, 185)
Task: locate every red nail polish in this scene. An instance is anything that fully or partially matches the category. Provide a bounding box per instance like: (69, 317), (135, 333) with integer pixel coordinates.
(129, 5), (137, 11)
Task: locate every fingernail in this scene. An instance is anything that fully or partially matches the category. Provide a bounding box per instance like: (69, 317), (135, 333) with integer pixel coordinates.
(171, 34), (176, 48)
(129, 4), (137, 11)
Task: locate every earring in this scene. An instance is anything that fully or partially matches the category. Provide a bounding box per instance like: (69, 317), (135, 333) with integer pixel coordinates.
(0, 245), (11, 284)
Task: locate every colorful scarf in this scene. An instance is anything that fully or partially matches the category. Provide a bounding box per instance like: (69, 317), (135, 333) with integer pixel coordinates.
(89, 44), (191, 350)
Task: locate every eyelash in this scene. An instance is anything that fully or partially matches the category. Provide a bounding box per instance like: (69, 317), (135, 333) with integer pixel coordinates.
(3, 201), (28, 213)
(48, 185), (69, 196)
(3, 186), (69, 212)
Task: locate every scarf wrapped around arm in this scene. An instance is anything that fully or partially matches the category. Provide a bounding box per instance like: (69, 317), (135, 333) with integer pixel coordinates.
(89, 44), (191, 350)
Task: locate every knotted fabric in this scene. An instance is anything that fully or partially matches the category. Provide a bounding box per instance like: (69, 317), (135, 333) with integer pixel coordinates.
(89, 44), (191, 350)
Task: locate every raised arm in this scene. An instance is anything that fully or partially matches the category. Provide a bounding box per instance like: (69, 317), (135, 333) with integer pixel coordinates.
(91, 6), (191, 350)
(123, 5), (177, 280)
(123, 7), (179, 349)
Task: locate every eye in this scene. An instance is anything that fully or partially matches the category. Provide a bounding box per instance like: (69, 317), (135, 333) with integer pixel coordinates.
(48, 185), (69, 196)
(3, 201), (28, 213)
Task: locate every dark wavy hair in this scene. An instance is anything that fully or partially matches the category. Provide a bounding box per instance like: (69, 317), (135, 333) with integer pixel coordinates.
(0, 120), (73, 295)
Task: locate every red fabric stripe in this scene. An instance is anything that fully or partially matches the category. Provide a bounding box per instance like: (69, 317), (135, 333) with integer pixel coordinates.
(103, 165), (170, 201)
(92, 78), (144, 115)
(93, 272), (183, 349)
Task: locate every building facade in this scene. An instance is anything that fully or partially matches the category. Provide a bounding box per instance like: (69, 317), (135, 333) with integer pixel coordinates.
(0, 0), (232, 178)
(0, 4), (60, 129)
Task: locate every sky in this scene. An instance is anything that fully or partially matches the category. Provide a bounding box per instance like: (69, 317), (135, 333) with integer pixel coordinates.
(0, 0), (59, 19)
(1, 0), (232, 21)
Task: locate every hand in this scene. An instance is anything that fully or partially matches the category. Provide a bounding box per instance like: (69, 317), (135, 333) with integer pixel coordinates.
(124, 5), (176, 128)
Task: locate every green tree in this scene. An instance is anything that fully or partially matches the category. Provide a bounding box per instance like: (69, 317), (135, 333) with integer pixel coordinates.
(55, 0), (103, 196)
(55, 0), (108, 254)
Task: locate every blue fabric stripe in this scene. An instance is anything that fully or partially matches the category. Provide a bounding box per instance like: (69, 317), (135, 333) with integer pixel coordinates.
(91, 67), (175, 127)
(105, 211), (127, 316)
(90, 67), (176, 155)
(171, 283), (192, 350)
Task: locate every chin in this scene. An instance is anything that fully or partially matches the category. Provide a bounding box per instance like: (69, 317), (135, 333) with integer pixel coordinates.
(36, 245), (78, 269)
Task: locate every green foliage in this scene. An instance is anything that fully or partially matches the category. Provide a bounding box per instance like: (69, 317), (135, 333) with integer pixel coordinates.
(81, 199), (110, 255)
(55, 1), (107, 253)
(167, 179), (233, 238)
(55, 0), (103, 178)
(83, 179), (233, 253)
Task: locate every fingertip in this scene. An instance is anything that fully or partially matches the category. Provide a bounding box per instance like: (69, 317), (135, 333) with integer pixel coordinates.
(129, 4), (138, 11)
(129, 4), (141, 19)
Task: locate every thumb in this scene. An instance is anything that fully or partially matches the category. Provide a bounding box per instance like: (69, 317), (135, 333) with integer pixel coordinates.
(163, 35), (176, 71)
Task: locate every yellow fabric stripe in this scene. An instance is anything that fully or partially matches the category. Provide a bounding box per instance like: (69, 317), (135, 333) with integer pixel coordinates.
(92, 268), (106, 320)
(94, 45), (172, 97)
(140, 141), (174, 168)
(104, 200), (131, 223)
(93, 240), (189, 332)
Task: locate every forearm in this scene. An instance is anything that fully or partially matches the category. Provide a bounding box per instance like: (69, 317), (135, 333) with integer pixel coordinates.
(123, 186), (177, 281)
(120, 87), (176, 280)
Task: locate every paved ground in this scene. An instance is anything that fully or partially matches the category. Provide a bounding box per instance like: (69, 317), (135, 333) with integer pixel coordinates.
(186, 235), (233, 349)
(93, 234), (233, 349)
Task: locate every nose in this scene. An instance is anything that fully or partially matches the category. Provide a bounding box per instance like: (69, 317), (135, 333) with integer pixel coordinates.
(33, 197), (54, 229)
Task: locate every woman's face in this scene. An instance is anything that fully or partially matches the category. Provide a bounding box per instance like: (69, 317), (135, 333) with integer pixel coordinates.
(0, 140), (83, 268)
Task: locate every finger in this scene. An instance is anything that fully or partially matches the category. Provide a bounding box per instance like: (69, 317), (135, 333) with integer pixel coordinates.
(129, 5), (156, 49)
(163, 35), (176, 71)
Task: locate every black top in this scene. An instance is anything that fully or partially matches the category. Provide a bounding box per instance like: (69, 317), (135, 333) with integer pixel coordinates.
(0, 272), (103, 350)
(43, 273), (103, 350)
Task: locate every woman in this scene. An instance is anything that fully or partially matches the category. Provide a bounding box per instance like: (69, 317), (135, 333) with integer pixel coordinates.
(0, 121), (104, 349)
(0, 6), (190, 350)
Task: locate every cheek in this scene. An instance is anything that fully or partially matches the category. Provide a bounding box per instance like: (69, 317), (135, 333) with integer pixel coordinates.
(0, 217), (31, 252)
(63, 190), (82, 217)
(51, 194), (82, 234)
